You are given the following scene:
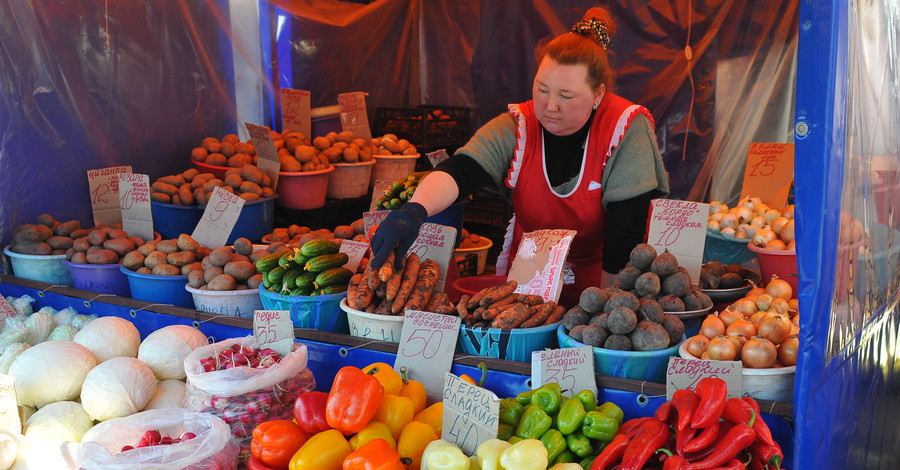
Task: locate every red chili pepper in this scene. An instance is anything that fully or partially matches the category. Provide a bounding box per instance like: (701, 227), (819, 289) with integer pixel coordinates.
(620, 416), (654, 438)
(675, 425), (695, 456)
(682, 420), (719, 453)
(684, 422), (734, 462)
(663, 454), (689, 470)
(750, 440), (784, 469)
(672, 389), (700, 431)
(619, 419), (672, 470)
(293, 391), (330, 435)
(741, 397), (779, 449)
(712, 459), (745, 470)
(748, 456), (765, 470)
(682, 424), (756, 469)
(589, 433), (631, 470)
(655, 400), (674, 422)
(690, 378), (728, 429)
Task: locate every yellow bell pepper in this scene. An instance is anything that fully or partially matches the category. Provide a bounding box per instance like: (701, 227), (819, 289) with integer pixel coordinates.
(373, 394), (415, 439)
(548, 464), (584, 470)
(362, 362), (403, 395)
(288, 428), (351, 470)
(348, 421), (396, 451)
(468, 456), (482, 470)
(414, 402), (443, 434)
(499, 438), (548, 470)
(397, 420), (439, 470)
(399, 366), (428, 415)
(421, 439), (470, 470)
(475, 438), (511, 470)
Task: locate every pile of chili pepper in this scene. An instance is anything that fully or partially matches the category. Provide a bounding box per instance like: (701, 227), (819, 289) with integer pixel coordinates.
(590, 377), (785, 470)
(498, 382), (624, 469)
(247, 362), (443, 470)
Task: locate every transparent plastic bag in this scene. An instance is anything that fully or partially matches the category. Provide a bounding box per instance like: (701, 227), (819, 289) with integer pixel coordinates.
(77, 408), (239, 470)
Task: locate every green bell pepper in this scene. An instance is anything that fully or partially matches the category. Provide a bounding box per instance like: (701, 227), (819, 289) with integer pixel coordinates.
(497, 423), (514, 441)
(579, 455), (596, 470)
(514, 405), (553, 440)
(539, 428), (567, 463)
(565, 431), (593, 458)
(581, 411), (620, 442)
(531, 382), (563, 414)
(556, 397), (586, 435)
(575, 389), (597, 412)
(499, 398), (525, 427)
(507, 436), (523, 445)
(516, 389), (537, 406)
(550, 449), (576, 466)
(598, 401), (624, 425)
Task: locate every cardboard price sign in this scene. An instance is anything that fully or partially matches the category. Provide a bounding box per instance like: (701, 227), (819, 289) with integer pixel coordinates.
(741, 143), (794, 209)
(531, 346), (597, 399)
(507, 229), (577, 303)
(362, 210), (390, 237)
(442, 373), (500, 455)
(87, 165), (132, 226)
(0, 297), (16, 321)
(427, 149), (451, 167)
(118, 173), (154, 242)
(395, 310), (461, 403)
(666, 357), (743, 399)
(338, 91), (372, 140)
(648, 199), (709, 284)
(406, 223), (457, 292)
(369, 180), (392, 212)
(281, 88), (312, 138)
(339, 240), (369, 273)
(245, 123), (282, 188)
(191, 186), (245, 249)
(253, 310), (294, 356)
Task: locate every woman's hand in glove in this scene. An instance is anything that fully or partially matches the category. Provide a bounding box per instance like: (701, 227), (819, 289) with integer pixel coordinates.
(369, 202), (429, 269)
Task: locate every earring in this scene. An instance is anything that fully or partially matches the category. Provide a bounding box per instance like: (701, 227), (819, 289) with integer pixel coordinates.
(592, 103), (599, 110)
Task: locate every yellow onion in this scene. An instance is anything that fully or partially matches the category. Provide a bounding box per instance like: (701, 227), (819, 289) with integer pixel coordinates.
(742, 336), (777, 368)
(781, 219), (795, 243)
(782, 204), (795, 219)
(743, 224), (762, 239)
(721, 227), (737, 238)
(708, 220), (722, 231)
(754, 203), (771, 216)
(750, 216), (767, 227)
(765, 239), (788, 250)
(734, 206), (753, 225)
(770, 216), (790, 236)
(764, 209), (783, 225)
(720, 213), (738, 229)
(787, 240), (796, 250)
(709, 212), (724, 222)
(753, 227), (777, 247)
(708, 201), (725, 215)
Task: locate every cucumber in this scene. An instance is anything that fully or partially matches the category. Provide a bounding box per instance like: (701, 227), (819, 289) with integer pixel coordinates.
(266, 265), (288, 284)
(290, 286), (313, 296)
(278, 250), (309, 270)
(305, 252), (350, 273)
(295, 272), (317, 290)
(299, 239), (340, 257)
(256, 252), (282, 272)
(321, 284), (349, 295)
(282, 267), (305, 288)
(314, 267), (354, 288)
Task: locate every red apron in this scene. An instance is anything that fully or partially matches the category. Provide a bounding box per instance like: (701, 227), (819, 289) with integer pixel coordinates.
(497, 94), (654, 308)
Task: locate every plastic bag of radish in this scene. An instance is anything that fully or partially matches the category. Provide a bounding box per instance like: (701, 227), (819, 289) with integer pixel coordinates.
(183, 336), (316, 454)
(77, 408), (240, 470)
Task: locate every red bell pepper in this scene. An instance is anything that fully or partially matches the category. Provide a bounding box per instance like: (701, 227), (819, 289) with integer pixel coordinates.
(343, 438), (411, 470)
(682, 423), (756, 469)
(741, 397), (780, 449)
(654, 400), (674, 423)
(672, 389), (700, 431)
(619, 417), (653, 438)
(690, 378), (728, 429)
(589, 432), (630, 470)
(619, 419), (671, 470)
(682, 421), (719, 453)
(294, 391), (330, 435)
(326, 366), (385, 435)
(250, 420), (309, 468)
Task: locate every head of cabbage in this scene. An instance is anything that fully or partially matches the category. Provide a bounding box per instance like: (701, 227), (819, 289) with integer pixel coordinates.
(73, 316), (140, 363)
(137, 325), (208, 380)
(9, 341), (97, 408)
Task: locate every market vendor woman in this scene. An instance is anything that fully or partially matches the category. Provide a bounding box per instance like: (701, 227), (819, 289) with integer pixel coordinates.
(371, 7), (669, 308)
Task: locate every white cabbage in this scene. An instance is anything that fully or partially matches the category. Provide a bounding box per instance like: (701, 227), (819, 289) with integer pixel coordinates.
(70, 314), (97, 329)
(138, 325), (208, 380)
(7, 295), (34, 318)
(0, 429), (18, 470)
(141, 379), (187, 410)
(0, 343), (29, 375)
(23, 312), (52, 345)
(11, 437), (78, 470)
(52, 307), (78, 328)
(23, 402), (93, 443)
(72, 316), (140, 363)
(47, 325), (78, 342)
(9, 341), (97, 407)
(0, 319), (28, 351)
(80, 357), (157, 421)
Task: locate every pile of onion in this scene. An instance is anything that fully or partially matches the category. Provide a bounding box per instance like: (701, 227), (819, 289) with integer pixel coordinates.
(707, 197), (797, 250)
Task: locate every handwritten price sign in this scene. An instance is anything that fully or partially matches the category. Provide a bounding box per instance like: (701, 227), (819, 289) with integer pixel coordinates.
(442, 373), (499, 455)
(362, 210), (390, 238)
(253, 310), (294, 355)
(507, 229), (577, 303)
(0, 297), (16, 321)
(338, 91), (372, 139)
(191, 186), (245, 249)
(118, 173), (154, 242)
(245, 123), (282, 188)
(427, 149), (451, 168)
(741, 143), (794, 209)
(281, 88), (311, 138)
(407, 223), (457, 292)
(647, 199), (708, 284)
(369, 180), (392, 211)
(531, 346), (596, 398)
(87, 165), (132, 226)
(395, 310), (461, 403)
(666, 357), (742, 399)
(339, 240), (369, 273)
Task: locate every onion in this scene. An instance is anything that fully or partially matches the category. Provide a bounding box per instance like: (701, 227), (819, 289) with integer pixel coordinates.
(749, 311), (768, 324)
(747, 286), (766, 298)
(718, 308), (744, 327)
(790, 313), (800, 325)
(708, 201), (724, 215)
(755, 293), (774, 311)
(739, 196), (761, 210)
(742, 336), (777, 368)
(709, 213), (724, 222)
(749, 216), (767, 227)
(726, 335), (746, 355)
(735, 229), (748, 239)
(707, 336), (738, 361)
(782, 204), (795, 219)
(770, 298), (791, 315)
(686, 335), (710, 358)
(778, 335), (799, 366)
(753, 228), (777, 247)
(720, 214), (738, 229)
(781, 219), (795, 243)
(770, 216), (790, 236)
(765, 239), (788, 250)
(764, 209), (783, 225)
(766, 276), (793, 300)
(758, 316), (791, 345)
(721, 227), (737, 238)
(700, 315), (726, 338)
(754, 203), (770, 216)
(731, 298), (758, 317)
(787, 240), (796, 250)
(708, 220), (722, 231)
(726, 319), (758, 338)
(742, 224), (761, 239)
(734, 206), (753, 225)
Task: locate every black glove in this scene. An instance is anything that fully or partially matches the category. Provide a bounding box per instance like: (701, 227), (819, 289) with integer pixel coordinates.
(370, 202), (429, 269)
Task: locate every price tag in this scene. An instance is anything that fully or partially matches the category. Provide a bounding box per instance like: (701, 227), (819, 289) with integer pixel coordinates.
(427, 149), (451, 168)
(245, 123), (282, 188)
(281, 88), (312, 138)
(647, 199), (709, 284)
(118, 173), (154, 242)
(407, 223), (457, 292)
(395, 310), (461, 403)
(507, 229), (577, 303)
(339, 240), (369, 273)
(362, 210), (390, 237)
(369, 180), (392, 211)
(741, 143), (794, 209)
(338, 91), (372, 140)
(531, 346), (597, 398)
(253, 310), (294, 356)
(0, 374), (20, 434)
(0, 297), (16, 321)
(87, 166), (132, 226)
(666, 357), (743, 399)
(441, 373), (500, 455)
(191, 186), (245, 249)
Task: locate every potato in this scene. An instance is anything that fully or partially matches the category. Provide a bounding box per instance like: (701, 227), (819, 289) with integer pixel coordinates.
(402, 147), (418, 156)
(207, 153), (227, 166)
(103, 238), (136, 257)
(247, 274), (264, 289)
(151, 192), (171, 203)
(220, 141), (236, 157)
(224, 261), (255, 281)
(191, 147), (209, 162)
(204, 266), (225, 283)
(295, 145), (316, 163)
(336, 130), (355, 143)
(54, 220), (81, 237)
(342, 147), (359, 163)
(208, 246), (234, 267)
(201, 137), (221, 152)
(66, 247), (77, 260)
(196, 246), (212, 260)
(182, 168), (200, 182)
(13, 242), (52, 255)
(359, 148), (374, 162)
(280, 156), (302, 172)
(107, 229), (129, 239)
(229, 253), (250, 263)
(381, 138), (401, 154)
(249, 249), (270, 263)
(322, 147), (343, 163)
(127, 236), (146, 248)
(86, 229), (107, 246)
(152, 264), (182, 276)
(137, 242), (157, 257)
(224, 173), (243, 189)
(177, 234), (200, 252)
(37, 213), (56, 227)
(333, 225), (355, 239)
(159, 175), (186, 187)
(134, 266), (151, 274)
(86, 249), (119, 265)
(228, 154), (253, 168)
(167, 251), (197, 267)
(86, 245), (104, 255)
(234, 142), (255, 155)
(207, 273), (237, 291)
(178, 184), (195, 205)
(188, 269), (206, 289)
(144, 251), (168, 269)
(241, 164), (267, 185)
(70, 251), (88, 264)
(151, 181), (180, 197)
(156, 239), (180, 254)
(239, 193), (261, 202)
(301, 162), (316, 172)
(14, 224), (53, 243)
(70, 228), (91, 239)
(122, 251), (146, 271)
(312, 136), (331, 151)
(46, 236), (73, 251)
(192, 188), (208, 206)
(191, 175), (210, 190)
(233, 238), (253, 256)
(200, 178), (223, 194)
(222, 134), (240, 145)
(181, 261), (203, 276)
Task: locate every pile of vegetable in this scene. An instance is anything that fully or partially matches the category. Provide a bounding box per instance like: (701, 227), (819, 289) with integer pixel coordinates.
(121, 234), (210, 277)
(304, 130), (377, 167)
(698, 262), (755, 290)
(8, 214), (84, 255)
(453, 280), (566, 330)
(119, 429), (197, 452)
(64, 225), (155, 265)
(347, 253), (444, 316)
(191, 133), (265, 168)
(262, 220), (367, 247)
(256, 239), (353, 296)
(187, 241), (264, 291)
(151, 165), (275, 205)
(373, 133), (419, 156)
(374, 172), (429, 210)
(706, 197), (795, 250)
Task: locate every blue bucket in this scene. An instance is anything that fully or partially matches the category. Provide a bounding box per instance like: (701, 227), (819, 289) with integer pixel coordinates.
(258, 285), (349, 334)
(458, 321), (560, 363)
(557, 325), (682, 383)
(63, 260), (130, 297)
(119, 265), (193, 308)
(151, 196), (277, 244)
(3, 246), (73, 286)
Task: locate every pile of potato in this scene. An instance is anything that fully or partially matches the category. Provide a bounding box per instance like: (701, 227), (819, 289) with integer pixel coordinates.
(150, 166), (275, 206)
(65, 226), (154, 265)
(191, 133), (260, 168)
(121, 234), (210, 277)
(8, 215), (86, 255)
(372, 133), (418, 156)
(457, 228), (490, 250)
(261, 219), (367, 249)
(187, 238), (266, 291)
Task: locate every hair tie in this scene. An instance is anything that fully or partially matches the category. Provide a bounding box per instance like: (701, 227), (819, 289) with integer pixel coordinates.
(571, 17), (610, 50)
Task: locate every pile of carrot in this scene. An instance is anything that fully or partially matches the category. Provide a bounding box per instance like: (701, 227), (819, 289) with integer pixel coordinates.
(454, 280), (566, 330)
(347, 253), (446, 314)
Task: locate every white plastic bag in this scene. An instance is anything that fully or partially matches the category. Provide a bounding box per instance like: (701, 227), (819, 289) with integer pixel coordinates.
(77, 408), (239, 470)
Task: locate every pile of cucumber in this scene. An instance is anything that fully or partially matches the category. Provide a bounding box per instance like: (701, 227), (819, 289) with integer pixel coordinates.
(255, 239), (353, 296)
(373, 171), (430, 210)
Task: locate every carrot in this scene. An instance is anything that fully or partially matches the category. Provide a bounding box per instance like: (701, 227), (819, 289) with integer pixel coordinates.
(484, 292), (518, 310)
(482, 302), (521, 322)
(466, 287), (490, 310)
(366, 264), (382, 291)
(364, 302), (377, 313)
(346, 273), (363, 305)
(472, 321), (488, 329)
(520, 301), (557, 328)
(472, 307), (486, 321)
(373, 297), (393, 315)
(479, 280), (519, 307)
(403, 259), (440, 311)
(541, 305), (567, 326)
(436, 305), (457, 315)
(375, 282), (387, 300)
(490, 302), (532, 330)
(426, 292), (451, 313)
(391, 253), (421, 314)
(517, 294), (544, 306)
(353, 277), (374, 310)
(378, 252), (395, 282)
(456, 295), (471, 320)
(385, 271), (403, 301)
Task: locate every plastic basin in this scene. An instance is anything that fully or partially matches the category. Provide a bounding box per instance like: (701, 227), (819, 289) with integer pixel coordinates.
(558, 325), (682, 383)
(276, 167), (334, 210)
(747, 243), (798, 294)
(258, 285), (348, 333)
(119, 265), (194, 308)
(370, 154), (419, 188)
(450, 275), (506, 297)
(704, 230), (757, 266)
(150, 196), (277, 244)
(339, 298), (405, 342)
(327, 160), (377, 199)
(63, 260), (130, 296)
(186, 284), (263, 319)
(191, 161), (230, 179)
(3, 246), (73, 286)
(454, 238), (494, 276)
(458, 321), (560, 363)
(679, 341), (795, 402)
